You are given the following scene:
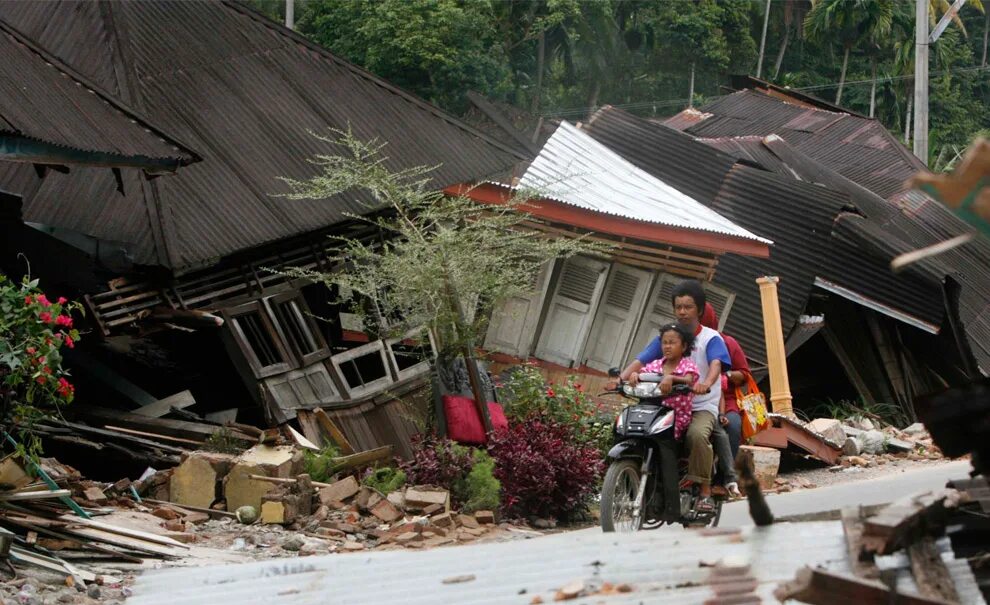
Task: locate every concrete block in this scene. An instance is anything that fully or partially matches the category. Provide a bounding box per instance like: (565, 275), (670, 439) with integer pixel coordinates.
(806, 418), (846, 445)
(318, 476), (360, 505)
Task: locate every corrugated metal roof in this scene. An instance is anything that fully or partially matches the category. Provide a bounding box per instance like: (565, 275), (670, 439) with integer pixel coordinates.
(128, 521), (853, 605)
(0, 17), (197, 166)
(519, 122), (770, 246)
(0, 0), (525, 271)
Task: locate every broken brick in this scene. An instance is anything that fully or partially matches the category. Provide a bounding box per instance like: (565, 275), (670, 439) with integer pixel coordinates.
(458, 514), (480, 529)
(151, 506), (182, 521)
(474, 510), (495, 525)
(431, 512), (455, 528)
(370, 499), (403, 523)
(318, 476), (360, 505)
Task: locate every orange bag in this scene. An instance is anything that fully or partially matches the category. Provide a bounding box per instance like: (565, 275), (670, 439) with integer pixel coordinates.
(736, 374), (769, 441)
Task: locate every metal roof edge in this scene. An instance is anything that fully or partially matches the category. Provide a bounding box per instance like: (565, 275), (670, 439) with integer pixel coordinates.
(814, 277), (940, 334)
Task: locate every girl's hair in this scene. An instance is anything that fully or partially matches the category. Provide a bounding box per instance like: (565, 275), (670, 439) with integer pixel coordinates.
(658, 323), (695, 355)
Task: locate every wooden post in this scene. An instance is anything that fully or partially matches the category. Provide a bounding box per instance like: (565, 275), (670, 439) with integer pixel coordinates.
(756, 277), (793, 417)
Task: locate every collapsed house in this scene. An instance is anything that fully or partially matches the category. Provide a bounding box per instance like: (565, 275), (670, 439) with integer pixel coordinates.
(0, 0), (525, 462)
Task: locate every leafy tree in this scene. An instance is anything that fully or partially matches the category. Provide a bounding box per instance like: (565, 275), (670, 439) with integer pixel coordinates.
(278, 130), (601, 359)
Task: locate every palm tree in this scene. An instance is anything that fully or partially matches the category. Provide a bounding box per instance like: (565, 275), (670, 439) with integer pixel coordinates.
(773, 1), (811, 79)
(805, 0), (893, 106)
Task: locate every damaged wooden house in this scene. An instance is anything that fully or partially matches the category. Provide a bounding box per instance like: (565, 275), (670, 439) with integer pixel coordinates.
(0, 0), (525, 462)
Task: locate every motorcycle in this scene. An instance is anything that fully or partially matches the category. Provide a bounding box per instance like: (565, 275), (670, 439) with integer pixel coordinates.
(599, 369), (724, 532)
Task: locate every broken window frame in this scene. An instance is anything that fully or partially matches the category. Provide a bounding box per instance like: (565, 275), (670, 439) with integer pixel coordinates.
(385, 327), (436, 382)
(263, 291), (331, 367)
(223, 301), (294, 378)
(329, 339), (394, 399)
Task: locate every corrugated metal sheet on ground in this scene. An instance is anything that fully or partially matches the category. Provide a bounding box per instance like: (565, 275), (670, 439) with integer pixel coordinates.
(0, 0), (525, 271)
(129, 521), (851, 605)
(0, 17), (195, 162)
(519, 122), (770, 246)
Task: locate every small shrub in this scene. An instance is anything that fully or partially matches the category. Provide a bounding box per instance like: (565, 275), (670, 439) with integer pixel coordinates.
(487, 417), (604, 520)
(303, 444), (340, 483)
(363, 466), (406, 494)
(400, 435), (475, 503)
(460, 450), (500, 513)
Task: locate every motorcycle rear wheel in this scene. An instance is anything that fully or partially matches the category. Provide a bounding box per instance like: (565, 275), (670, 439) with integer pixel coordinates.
(600, 460), (643, 533)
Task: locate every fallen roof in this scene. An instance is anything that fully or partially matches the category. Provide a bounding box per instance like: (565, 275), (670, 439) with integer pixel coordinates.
(676, 89), (926, 199)
(519, 121), (771, 249)
(0, 17), (198, 171)
(0, 0), (525, 272)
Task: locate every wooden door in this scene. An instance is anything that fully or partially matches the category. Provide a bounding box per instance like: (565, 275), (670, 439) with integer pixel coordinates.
(582, 264), (653, 371)
(483, 262), (552, 357)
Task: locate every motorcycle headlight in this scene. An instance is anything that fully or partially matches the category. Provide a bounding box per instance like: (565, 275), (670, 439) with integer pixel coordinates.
(615, 410), (626, 431)
(623, 382), (661, 398)
(649, 411), (675, 435)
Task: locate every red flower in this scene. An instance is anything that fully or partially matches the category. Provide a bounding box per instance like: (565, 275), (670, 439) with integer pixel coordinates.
(24, 295), (33, 305)
(55, 315), (73, 328)
(35, 375), (46, 385)
(64, 335), (74, 349)
(546, 388), (555, 397)
(36, 295), (51, 307)
(57, 377), (74, 398)
(57, 297), (67, 305)
(25, 347), (36, 355)
(38, 311), (52, 323)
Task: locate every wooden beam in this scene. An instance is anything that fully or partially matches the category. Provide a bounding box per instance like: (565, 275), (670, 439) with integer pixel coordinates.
(908, 537), (960, 603)
(73, 406), (255, 444)
(294, 410), (325, 447)
(774, 567), (952, 605)
(841, 507), (880, 579)
(142, 499), (237, 520)
(102, 425), (205, 446)
(862, 490), (961, 555)
(331, 446), (393, 473)
(132, 390), (196, 419)
(313, 409), (354, 455)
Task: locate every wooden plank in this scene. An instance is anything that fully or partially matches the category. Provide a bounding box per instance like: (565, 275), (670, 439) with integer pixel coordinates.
(103, 426), (204, 446)
(142, 499), (236, 520)
(10, 545), (97, 582)
(840, 507), (880, 579)
(313, 408), (354, 454)
(331, 445), (393, 473)
(751, 426), (789, 449)
(908, 537), (960, 603)
(294, 410), (325, 447)
(862, 490), (959, 555)
(0, 489), (71, 501)
(0, 517), (145, 563)
(132, 390), (196, 418)
(57, 514), (190, 549)
(40, 419), (187, 455)
(774, 567), (952, 605)
(73, 406), (255, 443)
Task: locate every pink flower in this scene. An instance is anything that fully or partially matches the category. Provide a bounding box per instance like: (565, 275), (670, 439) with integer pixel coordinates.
(57, 297), (67, 304)
(546, 388), (555, 398)
(64, 335), (74, 349)
(36, 295), (50, 307)
(55, 315), (73, 328)
(25, 347), (36, 355)
(35, 375), (46, 385)
(38, 311), (52, 323)
(24, 295), (33, 305)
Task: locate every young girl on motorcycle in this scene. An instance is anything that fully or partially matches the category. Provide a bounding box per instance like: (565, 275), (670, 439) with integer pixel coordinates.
(636, 323), (698, 442)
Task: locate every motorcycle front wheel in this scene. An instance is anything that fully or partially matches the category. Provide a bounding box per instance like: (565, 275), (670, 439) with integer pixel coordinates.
(600, 460), (643, 533)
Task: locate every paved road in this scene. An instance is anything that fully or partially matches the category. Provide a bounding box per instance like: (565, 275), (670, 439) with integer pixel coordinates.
(719, 459), (971, 526)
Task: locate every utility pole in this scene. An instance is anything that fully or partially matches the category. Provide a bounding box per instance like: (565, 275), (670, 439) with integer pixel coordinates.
(756, 0), (772, 78)
(913, 0), (929, 164)
(285, 0), (294, 30)
(688, 63), (695, 108)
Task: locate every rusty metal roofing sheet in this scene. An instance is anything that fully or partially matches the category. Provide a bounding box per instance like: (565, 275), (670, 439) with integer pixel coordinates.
(519, 122), (771, 245)
(0, 17), (197, 166)
(0, 0), (525, 271)
(128, 522), (852, 605)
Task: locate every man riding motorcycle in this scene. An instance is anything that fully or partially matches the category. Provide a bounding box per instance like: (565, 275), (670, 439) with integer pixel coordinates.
(617, 279), (738, 513)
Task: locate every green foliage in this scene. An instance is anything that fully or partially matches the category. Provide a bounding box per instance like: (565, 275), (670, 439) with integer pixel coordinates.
(808, 397), (911, 428)
(279, 130), (602, 358)
(363, 466), (406, 495)
(303, 444), (341, 483)
(459, 450), (501, 513)
(203, 427), (242, 455)
(498, 364), (609, 455)
(0, 275), (83, 458)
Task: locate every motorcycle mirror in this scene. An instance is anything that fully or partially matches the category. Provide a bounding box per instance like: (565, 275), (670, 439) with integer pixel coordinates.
(607, 367), (621, 378)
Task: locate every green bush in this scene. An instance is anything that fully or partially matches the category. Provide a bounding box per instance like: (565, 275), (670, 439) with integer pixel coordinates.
(363, 466), (406, 494)
(460, 450), (500, 513)
(303, 444), (340, 483)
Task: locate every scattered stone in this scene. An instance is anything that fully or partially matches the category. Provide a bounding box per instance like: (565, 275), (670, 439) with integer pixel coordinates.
(531, 518), (555, 530)
(458, 514), (480, 529)
(422, 503), (444, 516)
(83, 487), (107, 504)
(171, 451), (236, 509)
(386, 491), (406, 510)
(370, 499), (403, 523)
(431, 512), (455, 528)
(842, 425), (864, 438)
(555, 580), (585, 601)
(405, 487), (451, 512)
(902, 422), (927, 436)
(316, 527), (345, 538)
(163, 518), (187, 532)
(857, 430), (886, 455)
(394, 532), (421, 544)
(167, 532), (199, 544)
(318, 476), (360, 506)
(281, 535), (306, 551)
(150, 506), (182, 521)
(841, 437), (862, 457)
(886, 438), (915, 453)
(474, 510), (496, 525)
(738, 445), (780, 490)
(845, 455), (870, 467)
(424, 536), (454, 548)
(806, 418), (846, 445)
(342, 541), (365, 551)
(235, 505), (258, 524)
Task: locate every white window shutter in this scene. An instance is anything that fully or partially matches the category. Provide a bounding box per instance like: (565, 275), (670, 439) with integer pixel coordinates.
(534, 256), (610, 366)
(582, 263), (653, 371)
(483, 262), (553, 357)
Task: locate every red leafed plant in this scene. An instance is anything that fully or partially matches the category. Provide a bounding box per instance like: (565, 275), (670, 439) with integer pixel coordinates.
(487, 417), (604, 520)
(400, 435), (474, 495)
